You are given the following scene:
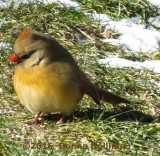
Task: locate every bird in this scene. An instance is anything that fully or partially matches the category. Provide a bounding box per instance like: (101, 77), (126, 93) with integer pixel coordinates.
(9, 28), (130, 124)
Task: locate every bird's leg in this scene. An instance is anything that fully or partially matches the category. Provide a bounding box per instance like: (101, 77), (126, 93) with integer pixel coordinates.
(27, 112), (42, 125)
(57, 113), (65, 124)
(32, 112), (42, 124)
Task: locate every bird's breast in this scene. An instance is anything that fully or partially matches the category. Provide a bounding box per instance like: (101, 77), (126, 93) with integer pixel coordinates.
(14, 62), (82, 114)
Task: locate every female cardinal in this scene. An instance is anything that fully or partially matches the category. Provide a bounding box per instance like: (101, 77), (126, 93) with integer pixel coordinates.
(9, 28), (130, 124)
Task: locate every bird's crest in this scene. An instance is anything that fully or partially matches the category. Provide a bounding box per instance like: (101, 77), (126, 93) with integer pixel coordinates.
(18, 28), (32, 40)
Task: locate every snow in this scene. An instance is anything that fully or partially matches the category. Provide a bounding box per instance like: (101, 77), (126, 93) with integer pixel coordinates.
(0, 0), (80, 9)
(0, 0), (80, 50)
(85, 1), (160, 53)
(154, 82), (160, 88)
(0, 0), (35, 9)
(0, 17), (8, 28)
(0, 2), (10, 9)
(85, 0), (160, 73)
(50, 0), (80, 7)
(148, 16), (160, 28)
(99, 55), (160, 73)
(0, 42), (12, 50)
(77, 39), (91, 45)
(1, 0), (160, 53)
(1, 0), (160, 73)
(88, 14), (160, 53)
(146, 0), (160, 13)
(148, 0), (160, 7)
(84, 13), (113, 25)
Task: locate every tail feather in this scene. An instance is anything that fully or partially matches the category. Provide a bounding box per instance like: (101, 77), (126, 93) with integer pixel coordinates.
(97, 88), (130, 105)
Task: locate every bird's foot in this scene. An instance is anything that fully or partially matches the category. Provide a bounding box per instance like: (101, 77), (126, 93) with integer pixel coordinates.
(25, 112), (42, 125)
(56, 113), (65, 124)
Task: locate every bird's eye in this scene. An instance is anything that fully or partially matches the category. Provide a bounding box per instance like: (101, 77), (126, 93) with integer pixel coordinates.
(21, 54), (30, 60)
(20, 50), (36, 60)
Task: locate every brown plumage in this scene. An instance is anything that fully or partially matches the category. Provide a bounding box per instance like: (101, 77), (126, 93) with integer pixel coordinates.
(10, 28), (130, 124)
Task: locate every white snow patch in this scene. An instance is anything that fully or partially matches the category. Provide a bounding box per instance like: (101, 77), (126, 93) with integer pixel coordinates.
(154, 82), (160, 88)
(147, 0), (160, 7)
(51, 0), (80, 7)
(84, 13), (113, 25)
(89, 13), (160, 53)
(148, 16), (160, 28)
(0, 42), (12, 50)
(0, 0), (36, 9)
(99, 55), (160, 73)
(0, 18), (8, 28)
(0, 2), (11, 9)
(147, 0), (160, 13)
(77, 39), (91, 45)
(0, 0), (80, 9)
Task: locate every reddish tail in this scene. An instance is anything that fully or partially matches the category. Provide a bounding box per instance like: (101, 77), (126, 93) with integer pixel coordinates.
(97, 88), (130, 105)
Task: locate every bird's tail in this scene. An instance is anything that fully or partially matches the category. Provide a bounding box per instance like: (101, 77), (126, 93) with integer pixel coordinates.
(97, 88), (130, 105)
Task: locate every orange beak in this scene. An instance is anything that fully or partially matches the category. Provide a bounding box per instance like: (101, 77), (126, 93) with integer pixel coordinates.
(9, 54), (22, 63)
